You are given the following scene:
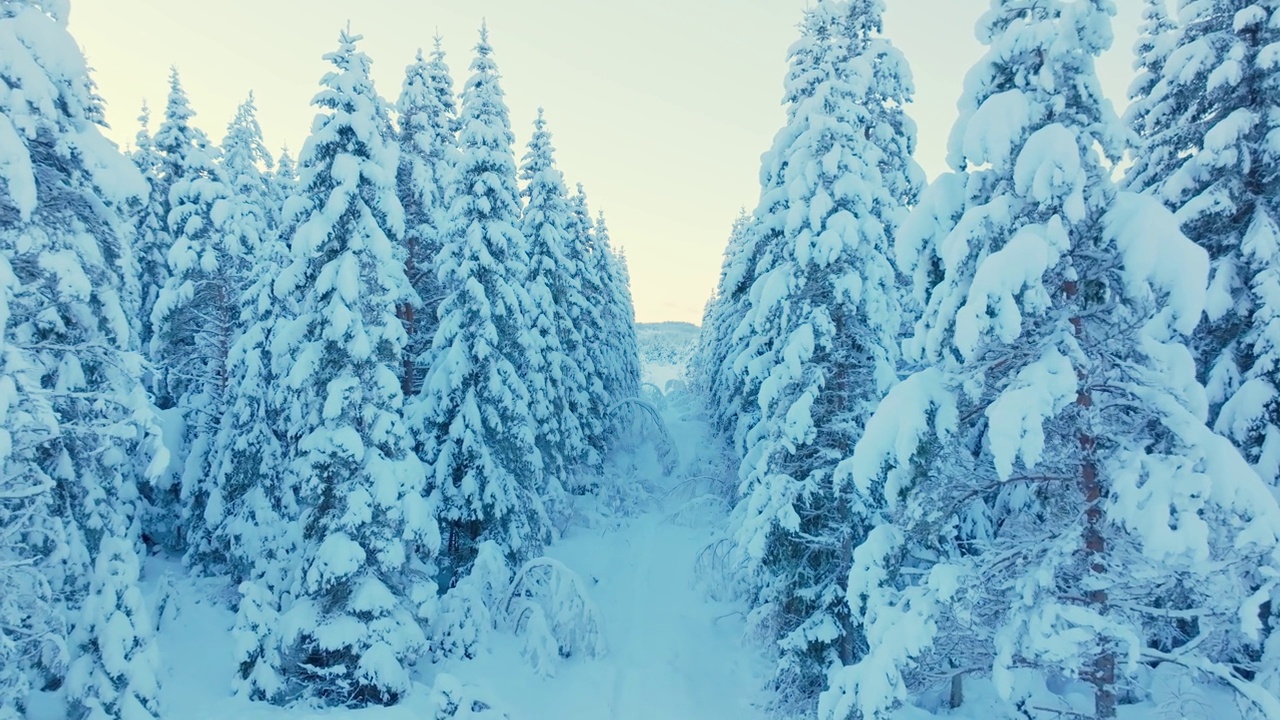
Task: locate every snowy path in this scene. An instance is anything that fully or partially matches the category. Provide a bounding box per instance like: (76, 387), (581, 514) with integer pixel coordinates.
(550, 506), (764, 719)
(450, 515), (762, 718)
(450, 390), (769, 719)
(448, 513), (767, 719)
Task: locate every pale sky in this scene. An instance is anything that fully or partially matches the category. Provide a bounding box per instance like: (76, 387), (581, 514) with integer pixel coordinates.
(69, 1), (1143, 324)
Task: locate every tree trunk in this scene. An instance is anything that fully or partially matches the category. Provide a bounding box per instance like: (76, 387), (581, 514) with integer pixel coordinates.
(217, 281), (232, 399)
(1081, 442), (1115, 719)
(398, 301), (415, 396)
(1070, 281), (1115, 719)
(400, 240), (418, 396)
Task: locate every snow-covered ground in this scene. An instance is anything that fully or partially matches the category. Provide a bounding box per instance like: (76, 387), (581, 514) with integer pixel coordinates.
(445, 485), (766, 719)
(80, 348), (769, 720)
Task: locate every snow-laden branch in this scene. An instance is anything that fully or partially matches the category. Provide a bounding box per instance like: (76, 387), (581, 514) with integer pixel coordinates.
(1141, 647), (1280, 720)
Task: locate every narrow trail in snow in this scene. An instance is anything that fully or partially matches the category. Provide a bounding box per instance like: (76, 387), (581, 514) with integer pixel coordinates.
(549, 470), (765, 720)
(589, 384), (765, 720)
(603, 507), (659, 719)
(450, 382), (769, 719)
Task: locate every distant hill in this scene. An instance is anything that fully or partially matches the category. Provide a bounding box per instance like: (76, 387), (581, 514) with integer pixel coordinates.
(636, 322), (700, 366)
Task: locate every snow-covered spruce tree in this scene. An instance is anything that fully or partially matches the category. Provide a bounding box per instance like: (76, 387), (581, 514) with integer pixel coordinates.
(564, 185), (610, 468)
(136, 69), (218, 355)
(126, 101), (164, 343)
(203, 100), (290, 586)
(270, 145), (298, 225)
(199, 92), (289, 580)
(158, 94), (279, 572)
(410, 25), (550, 580)
(65, 537), (161, 720)
(1120, 0), (1179, 194)
(207, 171), (301, 701)
(0, 0), (165, 710)
(149, 124), (259, 567)
(153, 69), (219, 197)
(220, 93), (275, 232)
(1127, 1), (1280, 492)
(0, 0), (153, 628)
(715, 227), (772, 456)
(571, 208), (640, 445)
(519, 109), (591, 488)
(267, 28), (435, 706)
(691, 209), (750, 413)
(549, 186), (602, 475)
(1128, 2), (1280, 693)
(210, 209), (301, 701)
(396, 38), (458, 396)
(149, 75), (226, 407)
(205, 221), (291, 578)
(0, 255), (61, 719)
(698, 4), (844, 459)
(821, 2), (1280, 719)
(705, 217), (774, 450)
(231, 576), (287, 702)
(199, 100), (298, 696)
(720, 1), (922, 713)
(134, 69), (224, 551)
(592, 212), (641, 410)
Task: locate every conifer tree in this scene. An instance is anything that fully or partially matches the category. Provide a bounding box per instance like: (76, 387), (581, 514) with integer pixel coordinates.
(519, 110), (591, 486)
(0, 0), (150, 603)
(1121, 0), (1179, 194)
(268, 28), (433, 706)
(148, 137), (252, 565)
(549, 186), (600, 477)
(206, 228), (293, 584)
(1127, 0), (1280, 492)
(410, 25), (550, 578)
(692, 209), (751, 413)
(134, 70), (224, 550)
(137, 69), (219, 353)
(230, 577), (287, 702)
(0, 253), (61, 719)
(127, 101), (164, 344)
(396, 39), (458, 395)
(824, 3), (1280, 719)
(220, 93), (275, 232)
(270, 145), (298, 227)
(153, 69), (218, 188)
(592, 212), (641, 410)
(565, 186), (610, 467)
(211, 172), (299, 702)
(1126, 2), (1280, 694)
(719, 1), (923, 712)
(214, 231), (298, 701)
(573, 208), (640, 448)
(66, 538), (161, 720)
(698, 5), (841, 458)
(0, 0), (163, 710)
(154, 93), (279, 569)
